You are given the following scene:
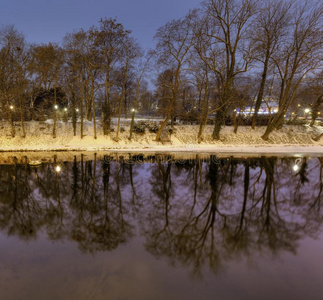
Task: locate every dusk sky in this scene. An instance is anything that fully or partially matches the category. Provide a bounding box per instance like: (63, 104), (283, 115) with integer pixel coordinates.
(1, 0), (202, 50)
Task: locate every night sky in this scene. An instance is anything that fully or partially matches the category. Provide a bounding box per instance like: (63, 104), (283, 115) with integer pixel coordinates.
(1, 0), (202, 50)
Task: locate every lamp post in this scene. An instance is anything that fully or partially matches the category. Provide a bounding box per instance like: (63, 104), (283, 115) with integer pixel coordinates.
(129, 108), (136, 140)
(46, 59), (60, 138)
(304, 108), (310, 120)
(9, 105), (15, 137)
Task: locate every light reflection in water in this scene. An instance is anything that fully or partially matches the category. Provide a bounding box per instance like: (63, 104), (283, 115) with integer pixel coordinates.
(0, 153), (322, 299)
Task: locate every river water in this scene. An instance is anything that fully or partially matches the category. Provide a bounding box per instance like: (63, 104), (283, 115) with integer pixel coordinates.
(0, 153), (322, 300)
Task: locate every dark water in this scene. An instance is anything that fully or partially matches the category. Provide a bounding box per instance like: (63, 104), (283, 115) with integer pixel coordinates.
(0, 153), (323, 300)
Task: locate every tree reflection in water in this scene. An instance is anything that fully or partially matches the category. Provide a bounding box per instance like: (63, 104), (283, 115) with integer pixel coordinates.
(0, 154), (322, 275)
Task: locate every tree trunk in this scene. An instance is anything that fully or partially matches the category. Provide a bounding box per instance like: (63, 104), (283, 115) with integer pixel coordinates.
(79, 72), (84, 139)
(72, 104), (77, 136)
(19, 95), (26, 138)
(116, 65), (128, 142)
(212, 81), (232, 140)
(9, 106), (15, 138)
(252, 55), (269, 129)
(103, 69), (111, 135)
(156, 68), (180, 142)
(129, 80), (140, 140)
(261, 111), (284, 140)
(213, 107), (225, 140)
(129, 110), (136, 140)
(155, 99), (174, 142)
(53, 73), (57, 138)
(91, 73), (97, 139)
(310, 95), (323, 127)
(197, 93), (209, 143)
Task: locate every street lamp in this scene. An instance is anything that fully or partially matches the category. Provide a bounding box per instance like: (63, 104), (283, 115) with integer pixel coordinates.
(64, 108), (68, 112)
(304, 108), (310, 120)
(55, 165), (61, 173)
(54, 105), (58, 110)
(10, 105), (14, 110)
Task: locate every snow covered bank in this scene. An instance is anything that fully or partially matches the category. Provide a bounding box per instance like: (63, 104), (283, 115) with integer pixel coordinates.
(0, 121), (323, 154)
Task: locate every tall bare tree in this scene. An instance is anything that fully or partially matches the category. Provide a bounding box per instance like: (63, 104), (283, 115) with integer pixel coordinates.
(0, 25), (28, 138)
(262, 0), (323, 140)
(115, 36), (142, 141)
(30, 43), (64, 138)
(250, 0), (292, 129)
(96, 18), (131, 136)
(196, 0), (257, 140)
(154, 14), (194, 142)
(129, 51), (153, 140)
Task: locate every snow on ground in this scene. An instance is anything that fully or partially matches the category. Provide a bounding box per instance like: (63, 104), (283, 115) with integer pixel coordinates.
(0, 119), (323, 154)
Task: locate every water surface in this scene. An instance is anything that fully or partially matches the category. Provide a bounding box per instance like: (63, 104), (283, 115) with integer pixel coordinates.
(0, 153), (322, 300)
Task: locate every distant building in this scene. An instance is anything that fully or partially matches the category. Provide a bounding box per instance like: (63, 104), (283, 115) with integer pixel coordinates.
(237, 99), (279, 115)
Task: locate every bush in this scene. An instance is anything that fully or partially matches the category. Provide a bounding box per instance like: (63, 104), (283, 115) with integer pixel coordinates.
(286, 118), (307, 126)
(132, 121), (160, 134)
(146, 122), (159, 133)
(226, 114), (278, 126)
(133, 122), (146, 134)
(178, 110), (200, 124)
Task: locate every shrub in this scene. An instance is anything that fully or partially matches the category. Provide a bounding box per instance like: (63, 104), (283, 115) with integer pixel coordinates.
(146, 121), (159, 133)
(133, 122), (146, 134)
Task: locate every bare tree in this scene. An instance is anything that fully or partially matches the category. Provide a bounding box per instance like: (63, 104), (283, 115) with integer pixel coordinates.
(191, 15), (212, 143)
(63, 30), (89, 138)
(115, 36), (142, 141)
(197, 0), (257, 140)
(30, 43), (64, 138)
(0, 25), (28, 138)
(250, 0), (292, 129)
(129, 51), (153, 140)
(96, 18), (131, 136)
(154, 14), (194, 142)
(262, 0), (323, 140)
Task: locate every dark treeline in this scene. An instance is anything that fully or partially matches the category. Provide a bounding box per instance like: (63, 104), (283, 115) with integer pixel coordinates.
(1, 0), (323, 141)
(0, 154), (322, 274)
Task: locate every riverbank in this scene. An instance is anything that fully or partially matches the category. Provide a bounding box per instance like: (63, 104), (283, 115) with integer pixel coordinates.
(0, 120), (323, 153)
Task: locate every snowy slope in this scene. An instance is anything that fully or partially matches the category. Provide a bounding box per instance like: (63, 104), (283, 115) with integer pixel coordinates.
(0, 120), (323, 153)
